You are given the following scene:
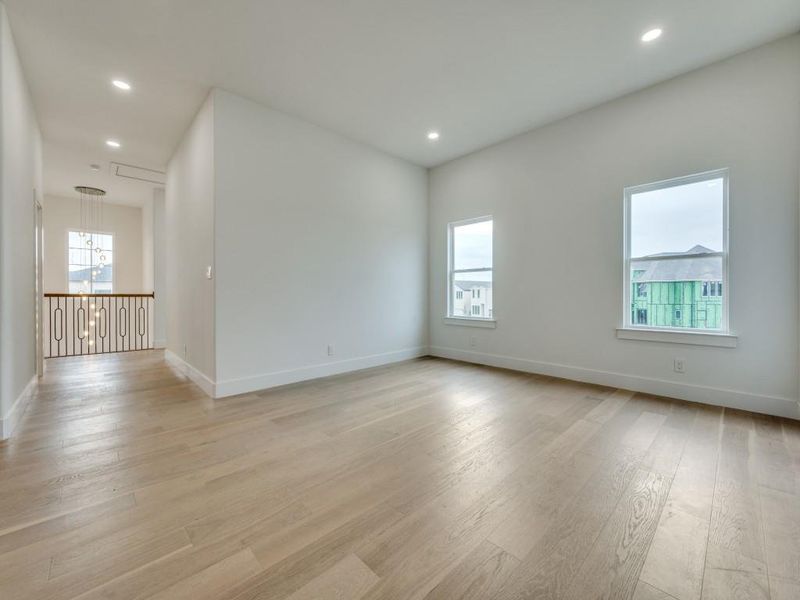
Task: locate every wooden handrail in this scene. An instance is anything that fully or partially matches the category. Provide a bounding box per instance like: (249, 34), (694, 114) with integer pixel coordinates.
(44, 292), (155, 298)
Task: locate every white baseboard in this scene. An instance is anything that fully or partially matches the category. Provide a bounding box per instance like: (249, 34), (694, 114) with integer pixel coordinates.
(428, 346), (800, 420)
(164, 349), (216, 397)
(154, 339), (167, 349)
(214, 346), (428, 398)
(1, 375), (37, 440)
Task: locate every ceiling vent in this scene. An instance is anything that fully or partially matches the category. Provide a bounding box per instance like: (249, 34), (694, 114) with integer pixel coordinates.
(109, 161), (166, 186)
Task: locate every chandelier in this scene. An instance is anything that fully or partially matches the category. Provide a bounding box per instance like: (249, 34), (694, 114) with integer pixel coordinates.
(74, 185), (108, 293)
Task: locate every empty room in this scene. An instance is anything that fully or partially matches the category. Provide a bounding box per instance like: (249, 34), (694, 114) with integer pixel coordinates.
(1, 1), (799, 599)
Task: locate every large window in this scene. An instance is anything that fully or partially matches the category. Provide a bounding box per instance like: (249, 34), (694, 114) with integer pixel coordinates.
(68, 231), (113, 294)
(624, 169), (728, 332)
(448, 217), (493, 319)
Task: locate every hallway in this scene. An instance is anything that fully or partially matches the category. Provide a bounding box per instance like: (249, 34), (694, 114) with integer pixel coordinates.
(1, 351), (798, 599)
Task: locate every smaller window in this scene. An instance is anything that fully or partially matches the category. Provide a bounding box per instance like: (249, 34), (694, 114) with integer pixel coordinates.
(675, 308), (682, 321)
(448, 216), (493, 319)
(702, 282), (709, 297)
(717, 282), (722, 297)
(636, 283), (647, 298)
(635, 309), (648, 325)
(472, 305), (482, 316)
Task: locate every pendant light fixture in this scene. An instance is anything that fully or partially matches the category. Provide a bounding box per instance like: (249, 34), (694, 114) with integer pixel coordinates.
(74, 186), (107, 294)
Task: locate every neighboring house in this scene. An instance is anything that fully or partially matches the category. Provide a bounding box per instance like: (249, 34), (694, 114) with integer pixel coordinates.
(453, 280), (493, 318)
(631, 245), (723, 329)
(68, 265), (113, 294)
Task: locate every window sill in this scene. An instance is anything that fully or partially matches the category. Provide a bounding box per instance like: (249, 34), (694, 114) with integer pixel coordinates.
(616, 327), (737, 348)
(444, 317), (497, 329)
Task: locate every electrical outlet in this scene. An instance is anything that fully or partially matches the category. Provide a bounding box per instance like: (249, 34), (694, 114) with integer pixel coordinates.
(183, 343), (187, 359)
(673, 358), (685, 374)
(469, 336), (477, 348)
(327, 344), (335, 357)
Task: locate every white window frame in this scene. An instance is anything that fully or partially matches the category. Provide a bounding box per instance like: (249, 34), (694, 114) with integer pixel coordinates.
(67, 229), (115, 294)
(620, 168), (736, 346)
(446, 215), (495, 327)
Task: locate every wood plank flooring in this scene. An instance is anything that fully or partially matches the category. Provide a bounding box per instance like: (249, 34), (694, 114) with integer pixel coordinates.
(1, 349), (798, 600)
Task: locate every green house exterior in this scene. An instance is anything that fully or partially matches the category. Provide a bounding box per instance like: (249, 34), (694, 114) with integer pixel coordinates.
(631, 279), (723, 329)
(630, 245), (723, 330)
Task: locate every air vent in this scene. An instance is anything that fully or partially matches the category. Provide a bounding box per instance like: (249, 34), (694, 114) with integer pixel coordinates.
(109, 162), (166, 186)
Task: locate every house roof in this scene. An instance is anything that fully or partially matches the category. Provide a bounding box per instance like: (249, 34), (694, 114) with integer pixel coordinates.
(633, 246), (722, 282)
(69, 266), (112, 283)
(455, 280), (492, 291)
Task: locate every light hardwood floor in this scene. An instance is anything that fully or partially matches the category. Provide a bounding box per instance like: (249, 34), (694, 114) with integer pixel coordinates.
(1, 350), (798, 600)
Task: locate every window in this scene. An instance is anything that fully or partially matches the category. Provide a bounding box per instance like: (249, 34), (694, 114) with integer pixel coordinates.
(68, 231), (113, 294)
(448, 217), (493, 319)
(703, 281), (723, 297)
(624, 169), (728, 332)
(455, 290), (463, 300)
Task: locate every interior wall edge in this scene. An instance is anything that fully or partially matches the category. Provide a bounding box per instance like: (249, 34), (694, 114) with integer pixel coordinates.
(213, 346), (428, 398)
(429, 345), (800, 420)
(164, 348), (215, 397)
(0, 373), (37, 440)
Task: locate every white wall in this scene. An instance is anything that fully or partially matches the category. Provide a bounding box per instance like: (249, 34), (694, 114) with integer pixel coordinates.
(42, 195), (144, 293)
(211, 89), (428, 394)
(165, 93), (215, 387)
(142, 195), (154, 290)
(152, 188), (167, 347)
(429, 35), (800, 419)
(0, 3), (43, 438)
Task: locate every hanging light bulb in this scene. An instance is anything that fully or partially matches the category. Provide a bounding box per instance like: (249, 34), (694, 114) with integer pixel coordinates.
(89, 320), (95, 326)
(90, 303), (95, 309)
(74, 186), (106, 251)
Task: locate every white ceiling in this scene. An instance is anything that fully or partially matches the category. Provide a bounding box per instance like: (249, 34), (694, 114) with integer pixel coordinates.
(5, 0), (800, 205)
(42, 142), (162, 208)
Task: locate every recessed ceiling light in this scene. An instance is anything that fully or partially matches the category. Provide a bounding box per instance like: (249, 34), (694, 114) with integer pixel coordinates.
(105, 139), (121, 148)
(112, 79), (131, 91)
(641, 28), (663, 43)
(90, 163), (101, 171)
(427, 131), (440, 141)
